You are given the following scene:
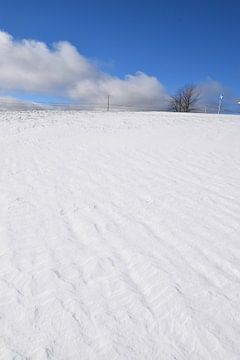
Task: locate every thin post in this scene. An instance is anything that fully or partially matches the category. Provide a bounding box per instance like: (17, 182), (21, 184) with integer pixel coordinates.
(218, 94), (223, 114)
(107, 95), (110, 112)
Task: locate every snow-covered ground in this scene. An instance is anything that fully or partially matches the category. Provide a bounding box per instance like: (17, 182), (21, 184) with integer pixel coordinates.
(0, 111), (240, 360)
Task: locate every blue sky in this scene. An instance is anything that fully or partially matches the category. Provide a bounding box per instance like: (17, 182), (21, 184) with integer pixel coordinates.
(0, 0), (239, 106)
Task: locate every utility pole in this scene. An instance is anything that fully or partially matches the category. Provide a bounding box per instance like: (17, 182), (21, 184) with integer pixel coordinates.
(218, 94), (224, 114)
(107, 95), (110, 112)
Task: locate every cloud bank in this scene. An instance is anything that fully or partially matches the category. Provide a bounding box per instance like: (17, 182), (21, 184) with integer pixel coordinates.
(0, 31), (168, 107)
(197, 78), (237, 112)
(0, 96), (47, 110)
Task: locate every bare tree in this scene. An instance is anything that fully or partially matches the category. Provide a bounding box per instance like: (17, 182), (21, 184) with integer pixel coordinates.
(169, 84), (200, 112)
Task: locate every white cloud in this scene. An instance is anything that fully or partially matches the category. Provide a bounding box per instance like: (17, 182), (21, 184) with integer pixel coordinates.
(0, 31), (168, 107)
(198, 78), (225, 100)
(0, 96), (48, 110)
(197, 78), (235, 111)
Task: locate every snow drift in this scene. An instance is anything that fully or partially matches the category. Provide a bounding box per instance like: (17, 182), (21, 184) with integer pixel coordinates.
(0, 111), (240, 359)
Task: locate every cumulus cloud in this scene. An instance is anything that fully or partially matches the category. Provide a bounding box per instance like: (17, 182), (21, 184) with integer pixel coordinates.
(197, 78), (236, 112)
(0, 96), (47, 110)
(0, 30), (168, 107)
(198, 79), (225, 100)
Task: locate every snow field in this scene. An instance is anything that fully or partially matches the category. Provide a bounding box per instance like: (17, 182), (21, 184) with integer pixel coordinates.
(0, 111), (240, 359)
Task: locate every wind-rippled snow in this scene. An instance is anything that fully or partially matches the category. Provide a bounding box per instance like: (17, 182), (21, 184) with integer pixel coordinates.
(0, 111), (240, 359)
